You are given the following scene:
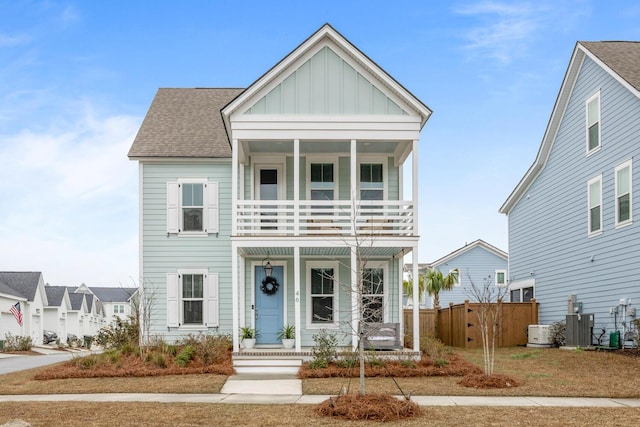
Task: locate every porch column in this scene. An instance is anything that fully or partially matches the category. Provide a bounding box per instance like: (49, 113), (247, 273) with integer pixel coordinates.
(351, 246), (358, 351)
(294, 139), (300, 236)
(397, 253), (404, 343)
(412, 245), (419, 352)
(232, 242), (240, 352)
(232, 138), (238, 236)
(350, 139), (357, 234)
(294, 246), (301, 352)
(239, 253), (245, 328)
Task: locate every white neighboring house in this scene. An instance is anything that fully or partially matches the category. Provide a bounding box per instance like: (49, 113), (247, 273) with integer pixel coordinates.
(43, 286), (71, 343)
(0, 272), (48, 345)
(88, 287), (139, 328)
(67, 291), (89, 339)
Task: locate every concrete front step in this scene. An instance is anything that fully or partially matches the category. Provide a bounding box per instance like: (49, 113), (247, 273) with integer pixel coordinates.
(233, 358), (303, 375)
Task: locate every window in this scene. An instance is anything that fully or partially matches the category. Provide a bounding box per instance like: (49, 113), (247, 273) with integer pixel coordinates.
(586, 92), (600, 153)
(615, 160), (632, 227)
(167, 179), (218, 235)
(588, 175), (602, 235)
(310, 163), (335, 201)
(509, 279), (534, 303)
(450, 268), (460, 287)
(167, 270), (218, 328)
(362, 267), (384, 323)
(495, 270), (507, 287)
(310, 268), (335, 324)
(113, 304), (125, 314)
(360, 163), (384, 201)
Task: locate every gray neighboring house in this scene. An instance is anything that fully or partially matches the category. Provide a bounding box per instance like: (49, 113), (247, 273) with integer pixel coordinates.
(500, 42), (640, 344)
(89, 287), (139, 327)
(0, 272), (48, 345)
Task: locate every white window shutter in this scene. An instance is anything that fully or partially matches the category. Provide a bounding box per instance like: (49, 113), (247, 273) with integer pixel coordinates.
(206, 182), (219, 234)
(206, 273), (219, 327)
(167, 273), (179, 327)
(167, 182), (179, 233)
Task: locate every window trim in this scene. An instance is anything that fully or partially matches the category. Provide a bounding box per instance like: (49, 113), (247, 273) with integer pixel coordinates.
(306, 157), (338, 201)
(167, 269), (219, 330)
(588, 175), (603, 236)
(495, 270), (507, 287)
(586, 91), (601, 155)
(615, 159), (633, 228)
(361, 261), (388, 323)
(508, 278), (535, 303)
(167, 178), (219, 236)
(306, 261), (339, 329)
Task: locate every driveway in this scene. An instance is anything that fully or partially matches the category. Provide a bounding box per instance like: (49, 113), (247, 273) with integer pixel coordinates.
(0, 347), (89, 375)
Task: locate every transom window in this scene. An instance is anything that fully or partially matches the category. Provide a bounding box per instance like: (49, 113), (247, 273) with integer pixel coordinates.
(588, 175), (602, 235)
(182, 183), (204, 232)
(586, 92), (600, 153)
(362, 267), (384, 323)
(360, 163), (384, 201)
(615, 160), (632, 227)
(182, 273), (204, 325)
(310, 268), (334, 324)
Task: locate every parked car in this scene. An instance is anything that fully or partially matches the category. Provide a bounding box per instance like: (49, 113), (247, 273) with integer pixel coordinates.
(43, 330), (58, 344)
(66, 333), (78, 346)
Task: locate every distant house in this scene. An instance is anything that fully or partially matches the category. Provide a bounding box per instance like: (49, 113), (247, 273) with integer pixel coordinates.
(500, 42), (640, 342)
(44, 286), (71, 342)
(0, 272), (48, 345)
(128, 24), (430, 351)
(88, 287), (139, 327)
(67, 291), (89, 339)
(406, 240), (508, 308)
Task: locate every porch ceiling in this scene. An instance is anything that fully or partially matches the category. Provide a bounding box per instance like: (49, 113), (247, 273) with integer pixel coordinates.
(244, 140), (409, 155)
(238, 246), (408, 257)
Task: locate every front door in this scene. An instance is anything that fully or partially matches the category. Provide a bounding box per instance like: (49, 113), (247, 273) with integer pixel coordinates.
(255, 265), (284, 344)
(255, 165), (282, 230)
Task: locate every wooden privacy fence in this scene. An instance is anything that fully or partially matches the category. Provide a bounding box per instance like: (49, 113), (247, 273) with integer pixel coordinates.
(403, 299), (538, 349)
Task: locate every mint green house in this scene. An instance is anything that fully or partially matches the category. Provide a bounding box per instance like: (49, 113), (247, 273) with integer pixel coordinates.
(128, 24), (431, 353)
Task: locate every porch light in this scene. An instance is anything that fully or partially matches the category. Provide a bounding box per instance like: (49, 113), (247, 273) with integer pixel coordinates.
(263, 252), (273, 278)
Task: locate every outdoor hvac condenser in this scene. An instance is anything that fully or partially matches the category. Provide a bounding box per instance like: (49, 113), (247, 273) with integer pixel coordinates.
(565, 314), (594, 347)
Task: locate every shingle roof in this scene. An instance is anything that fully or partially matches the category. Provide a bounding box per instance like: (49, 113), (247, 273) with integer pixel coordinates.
(68, 293), (85, 311)
(45, 286), (67, 307)
(0, 272), (42, 301)
(580, 41), (640, 92)
(89, 287), (137, 303)
(128, 88), (244, 159)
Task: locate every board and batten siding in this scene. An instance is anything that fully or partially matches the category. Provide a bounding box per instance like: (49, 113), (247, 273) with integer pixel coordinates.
(433, 246), (508, 307)
(141, 162), (232, 342)
(508, 56), (640, 333)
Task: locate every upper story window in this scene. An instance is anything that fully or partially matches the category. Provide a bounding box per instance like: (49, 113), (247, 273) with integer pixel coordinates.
(588, 175), (602, 236)
(113, 304), (125, 315)
(360, 163), (384, 200)
(586, 92), (601, 154)
(167, 179), (218, 235)
(495, 270), (507, 287)
(450, 268), (460, 287)
(615, 160), (632, 227)
(310, 163), (335, 201)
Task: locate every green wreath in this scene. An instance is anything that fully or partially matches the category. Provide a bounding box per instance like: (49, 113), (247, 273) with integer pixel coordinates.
(261, 276), (279, 296)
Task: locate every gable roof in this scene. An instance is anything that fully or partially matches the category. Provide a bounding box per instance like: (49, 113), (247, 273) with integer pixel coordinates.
(0, 272), (42, 301)
(128, 88), (244, 159)
(44, 286), (67, 307)
(89, 287), (138, 303)
(68, 292), (86, 311)
(221, 23), (431, 130)
(429, 239), (508, 269)
(500, 41), (640, 214)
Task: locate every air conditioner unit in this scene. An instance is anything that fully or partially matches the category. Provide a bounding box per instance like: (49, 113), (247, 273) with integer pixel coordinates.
(527, 325), (553, 347)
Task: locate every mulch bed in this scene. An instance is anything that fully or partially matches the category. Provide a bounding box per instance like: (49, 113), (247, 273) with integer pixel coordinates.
(616, 348), (640, 359)
(315, 394), (422, 422)
(458, 373), (520, 389)
(299, 354), (482, 379)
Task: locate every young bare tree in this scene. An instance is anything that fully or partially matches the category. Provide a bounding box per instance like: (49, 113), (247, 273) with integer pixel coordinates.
(466, 275), (508, 376)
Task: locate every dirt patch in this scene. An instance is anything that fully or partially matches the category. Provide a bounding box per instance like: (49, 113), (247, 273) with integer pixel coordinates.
(315, 394), (422, 422)
(459, 373), (520, 389)
(616, 348), (640, 359)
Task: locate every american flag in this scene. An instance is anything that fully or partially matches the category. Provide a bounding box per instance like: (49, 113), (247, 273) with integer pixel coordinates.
(10, 302), (23, 326)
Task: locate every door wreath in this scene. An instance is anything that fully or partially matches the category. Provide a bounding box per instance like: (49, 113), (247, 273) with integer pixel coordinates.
(261, 276), (279, 295)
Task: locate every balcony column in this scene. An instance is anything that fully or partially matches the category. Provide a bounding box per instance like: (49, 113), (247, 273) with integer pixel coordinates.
(350, 139), (357, 235)
(294, 246), (301, 352)
(412, 139), (419, 236)
(294, 139), (300, 236)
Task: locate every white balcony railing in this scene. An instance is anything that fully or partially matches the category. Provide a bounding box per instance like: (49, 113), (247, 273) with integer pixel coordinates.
(234, 199), (415, 237)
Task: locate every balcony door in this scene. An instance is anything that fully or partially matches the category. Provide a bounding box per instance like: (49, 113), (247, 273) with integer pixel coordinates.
(254, 164), (283, 230)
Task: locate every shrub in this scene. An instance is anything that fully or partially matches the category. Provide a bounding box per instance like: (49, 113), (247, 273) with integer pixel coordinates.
(367, 357), (384, 367)
(95, 316), (139, 349)
(178, 333), (232, 365)
(311, 329), (338, 366)
(549, 321), (566, 347)
(337, 353), (358, 369)
(400, 359), (417, 369)
(308, 359), (328, 369)
(3, 333), (33, 351)
(175, 345), (195, 367)
(435, 358), (449, 368)
(420, 334), (447, 361)
(72, 354), (98, 370)
(154, 353), (167, 368)
(633, 319), (640, 348)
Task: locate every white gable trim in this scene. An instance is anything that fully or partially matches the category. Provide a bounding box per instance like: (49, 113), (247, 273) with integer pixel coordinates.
(222, 24), (431, 132)
(501, 42), (640, 214)
(431, 239), (508, 267)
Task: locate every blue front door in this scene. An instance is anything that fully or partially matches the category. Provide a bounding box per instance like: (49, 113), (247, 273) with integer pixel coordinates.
(255, 265), (284, 344)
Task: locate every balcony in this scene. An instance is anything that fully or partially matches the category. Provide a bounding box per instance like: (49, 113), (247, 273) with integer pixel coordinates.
(234, 199), (415, 238)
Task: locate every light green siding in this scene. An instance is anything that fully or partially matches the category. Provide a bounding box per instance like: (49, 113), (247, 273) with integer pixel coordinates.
(142, 162), (232, 342)
(246, 47), (407, 116)
(387, 157), (399, 200)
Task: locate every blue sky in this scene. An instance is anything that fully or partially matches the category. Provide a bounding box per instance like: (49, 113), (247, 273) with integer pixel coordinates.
(1, 1), (639, 287)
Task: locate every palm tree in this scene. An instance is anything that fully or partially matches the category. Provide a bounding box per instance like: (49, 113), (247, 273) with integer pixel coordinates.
(402, 274), (426, 303)
(425, 268), (458, 308)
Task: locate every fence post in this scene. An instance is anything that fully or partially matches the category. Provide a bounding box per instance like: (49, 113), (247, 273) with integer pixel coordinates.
(448, 302), (454, 346)
(464, 300), (470, 349)
(497, 297), (503, 347)
(531, 298), (538, 325)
